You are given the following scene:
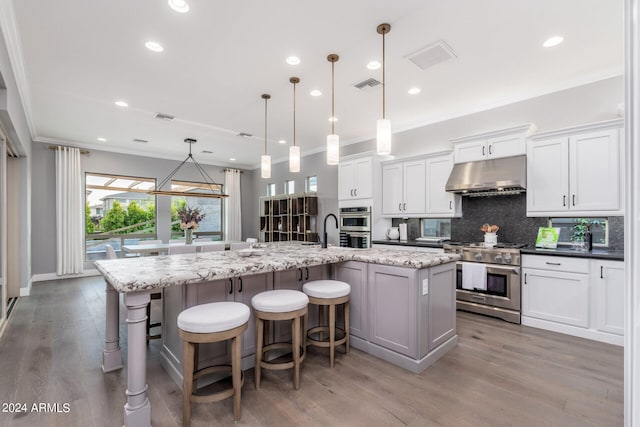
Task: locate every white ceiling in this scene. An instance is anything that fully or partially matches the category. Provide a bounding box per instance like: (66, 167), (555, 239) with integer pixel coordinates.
(8, 0), (623, 169)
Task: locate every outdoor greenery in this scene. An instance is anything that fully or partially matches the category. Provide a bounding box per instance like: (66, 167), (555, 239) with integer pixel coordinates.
(85, 202), (95, 234)
(572, 218), (606, 243)
(88, 200), (156, 234)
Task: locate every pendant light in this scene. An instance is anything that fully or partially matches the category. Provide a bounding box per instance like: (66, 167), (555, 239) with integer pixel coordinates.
(376, 23), (391, 155)
(326, 54), (340, 165)
(289, 76), (301, 173)
(260, 94), (271, 179)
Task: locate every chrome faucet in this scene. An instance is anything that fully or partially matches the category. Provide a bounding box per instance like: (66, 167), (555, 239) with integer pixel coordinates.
(322, 213), (338, 248)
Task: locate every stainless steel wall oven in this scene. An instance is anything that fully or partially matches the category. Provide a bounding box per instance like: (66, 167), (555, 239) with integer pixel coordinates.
(339, 207), (371, 248)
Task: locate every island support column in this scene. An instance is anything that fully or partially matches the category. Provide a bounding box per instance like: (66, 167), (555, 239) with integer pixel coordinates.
(102, 281), (123, 372)
(124, 290), (152, 427)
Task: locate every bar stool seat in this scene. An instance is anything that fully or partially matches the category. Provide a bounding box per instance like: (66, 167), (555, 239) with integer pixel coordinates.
(252, 290), (309, 390)
(178, 302), (250, 426)
(303, 280), (350, 367)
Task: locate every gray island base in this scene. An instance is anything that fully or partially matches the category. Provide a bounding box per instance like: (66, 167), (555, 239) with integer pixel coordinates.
(94, 243), (459, 427)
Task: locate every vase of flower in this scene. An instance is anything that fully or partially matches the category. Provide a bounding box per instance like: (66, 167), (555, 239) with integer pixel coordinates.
(177, 205), (205, 245)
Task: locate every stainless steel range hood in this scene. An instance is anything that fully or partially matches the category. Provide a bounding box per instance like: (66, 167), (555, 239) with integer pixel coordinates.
(445, 155), (526, 197)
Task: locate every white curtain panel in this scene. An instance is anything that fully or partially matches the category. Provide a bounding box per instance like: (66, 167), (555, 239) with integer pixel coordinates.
(224, 169), (242, 241)
(55, 146), (84, 275)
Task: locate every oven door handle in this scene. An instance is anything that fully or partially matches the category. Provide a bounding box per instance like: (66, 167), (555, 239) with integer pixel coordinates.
(486, 267), (520, 275)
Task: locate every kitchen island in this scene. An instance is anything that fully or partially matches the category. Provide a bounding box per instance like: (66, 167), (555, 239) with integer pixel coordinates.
(95, 243), (459, 427)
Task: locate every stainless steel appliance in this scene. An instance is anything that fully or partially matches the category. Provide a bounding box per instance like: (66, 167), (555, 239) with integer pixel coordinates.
(444, 242), (524, 324)
(445, 155), (527, 197)
(339, 206), (371, 248)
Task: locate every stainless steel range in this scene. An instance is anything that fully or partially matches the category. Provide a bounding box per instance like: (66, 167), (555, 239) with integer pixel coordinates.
(444, 242), (525, 324)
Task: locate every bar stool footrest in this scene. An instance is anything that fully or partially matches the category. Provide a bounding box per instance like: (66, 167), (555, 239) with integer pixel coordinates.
(190, 365), (245, 404)
(260, 342), (306, 370)
(306, 326), (347, 348)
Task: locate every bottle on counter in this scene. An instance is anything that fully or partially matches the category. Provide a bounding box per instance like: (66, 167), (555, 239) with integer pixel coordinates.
(585, 225), (593, 251)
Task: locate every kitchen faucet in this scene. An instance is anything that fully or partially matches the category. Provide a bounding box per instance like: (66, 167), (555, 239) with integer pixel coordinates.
(322, 213), (338, 248)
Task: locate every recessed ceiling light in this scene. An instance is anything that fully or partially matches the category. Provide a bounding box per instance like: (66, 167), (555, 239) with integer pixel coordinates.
(367, 61), (381, 70)
(328, 117), (338, 122)
(286, 56), (301, 65)
(145, 41), (164, 52)
(310, 90), (322, 97)
(278, 139), (287, 144)
(408, 87), (421, 95)
(168, 0), (189, 13)
(543, 36), (564, 48)
(115, 100), (128, 107)
(97, 137), (107, 142)
(229, 157), (236, 161)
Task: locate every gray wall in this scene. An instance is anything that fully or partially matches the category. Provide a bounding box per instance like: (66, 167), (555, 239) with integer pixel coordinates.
(30, 142), (255, 275)
(342, 76), (623, 159)
(246, 150), (340, 246)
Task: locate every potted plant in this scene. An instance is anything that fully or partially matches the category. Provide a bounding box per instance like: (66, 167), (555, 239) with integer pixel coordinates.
(177, 205), (206, 244)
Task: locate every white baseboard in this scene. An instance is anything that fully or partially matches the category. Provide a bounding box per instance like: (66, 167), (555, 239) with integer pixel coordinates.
(31, 269), (101, 284)
(522, 316), (624, 346)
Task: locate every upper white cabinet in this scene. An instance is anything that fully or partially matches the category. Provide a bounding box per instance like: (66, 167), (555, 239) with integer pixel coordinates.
(425, 154), (461, 217)
(382, 159), (426, 216)
(527, 119), (624, 216)
(382, 152), (461, 218)
(339, 156), (373, 201)
(451, 124), (536, 164)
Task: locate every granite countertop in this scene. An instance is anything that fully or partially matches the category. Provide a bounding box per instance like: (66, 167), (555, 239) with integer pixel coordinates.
(95, 243), (460, 293)
(520, 246), (624, 261)
(371, 239), (445, 248)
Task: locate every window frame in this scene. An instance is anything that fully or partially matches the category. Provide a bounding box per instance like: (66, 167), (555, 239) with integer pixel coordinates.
(547, 217), (609, 247)
(169, 179), (225, 241)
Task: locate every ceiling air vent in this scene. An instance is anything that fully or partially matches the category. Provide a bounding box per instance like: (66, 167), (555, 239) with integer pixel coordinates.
(154, 112), (176, 121)
(354, 77), (381, 91)
(237, 132), (253, 138)
(202, 150), (213, 154)
(133, 138), (148, 143)
(405, 40), (457, 71)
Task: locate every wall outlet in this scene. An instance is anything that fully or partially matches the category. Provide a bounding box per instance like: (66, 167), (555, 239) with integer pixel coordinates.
(422, 278), (429, 295)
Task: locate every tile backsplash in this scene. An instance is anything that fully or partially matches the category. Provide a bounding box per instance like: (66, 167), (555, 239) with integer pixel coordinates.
(391, 193), (624, 249)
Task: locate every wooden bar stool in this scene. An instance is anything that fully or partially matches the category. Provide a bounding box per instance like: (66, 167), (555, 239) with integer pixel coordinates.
(252, 289), (309, 390)
(177, 301), (250, 426)
(302, 280), (351, 367)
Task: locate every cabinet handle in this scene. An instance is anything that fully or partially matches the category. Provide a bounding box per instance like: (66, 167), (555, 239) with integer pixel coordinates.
(305, 267), (309, 281)
(403, 203), (407, 211)
(601, 266), (604, 279)
(238, 277), (243, 293)
(350, 189), (353, 197)
(228, 278), (233, 295)
(298, 268), (303, 281)
(524, 273), (527, 284)
(449, 200), (452, 210)
(354, 189), (357, 197)
(399, 203), (402, 211)
(545, 262), (562, 266)
(482, 146), (485, 156)
(562, 195), (566, 207)
(488, 144), (492, 155)
(572, 194), (576, 206)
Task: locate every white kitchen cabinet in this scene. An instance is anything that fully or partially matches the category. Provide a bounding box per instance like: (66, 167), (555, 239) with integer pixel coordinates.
(425, 154), (461, 217)
(521, 254), (624, 345)
(339, 156), (373, 200)
(522, 265), (590, 328)
(382, 159), (426, 216)
(450, 124), (533, 164)
(592, 260), (624, 336)
(527, 120), (623, 216)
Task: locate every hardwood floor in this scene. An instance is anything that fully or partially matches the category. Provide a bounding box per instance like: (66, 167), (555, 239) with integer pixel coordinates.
(0, 277), (623, 426)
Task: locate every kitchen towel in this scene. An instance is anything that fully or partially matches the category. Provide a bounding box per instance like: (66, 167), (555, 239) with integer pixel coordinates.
(462, 262), (487, 291)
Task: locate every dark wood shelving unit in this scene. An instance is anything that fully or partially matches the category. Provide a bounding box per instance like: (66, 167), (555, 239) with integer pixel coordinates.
(259, 193), (318, 243)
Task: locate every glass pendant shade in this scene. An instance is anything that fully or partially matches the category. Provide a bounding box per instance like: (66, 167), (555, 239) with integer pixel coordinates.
(289, 145), (300, 173)
(261, 154), (271, 179)
(326, 134), (339, 165)
(376, 118), (391, 155)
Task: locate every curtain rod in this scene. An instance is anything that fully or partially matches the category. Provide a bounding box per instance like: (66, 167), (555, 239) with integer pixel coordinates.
(48, 145), (90, 155)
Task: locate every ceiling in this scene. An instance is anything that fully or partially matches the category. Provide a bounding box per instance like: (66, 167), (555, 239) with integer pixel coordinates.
(7, 0), (623, 169)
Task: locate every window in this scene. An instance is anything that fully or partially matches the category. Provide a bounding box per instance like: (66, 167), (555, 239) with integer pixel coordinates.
(170, 180), (224, 241)
(421, 218), (451, 240)
(548, 218), (608, 246)
(266, 183), (276, 196)
(305, 176), (317, 192)
(285, 180), (295, 195)
(85, 173), (156, 260)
